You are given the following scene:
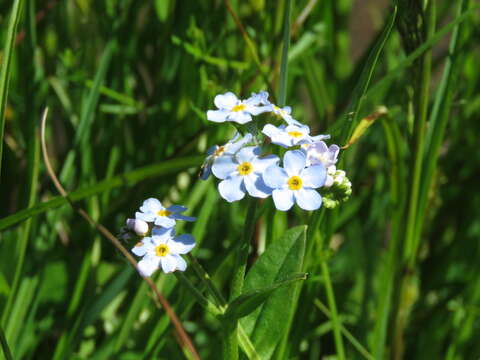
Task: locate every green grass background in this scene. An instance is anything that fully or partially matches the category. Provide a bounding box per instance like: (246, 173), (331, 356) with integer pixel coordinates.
(1, 0), (479, 359)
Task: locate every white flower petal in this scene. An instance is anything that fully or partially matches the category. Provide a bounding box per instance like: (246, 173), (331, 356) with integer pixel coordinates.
(236, 146), (259, 163)
(263, 165), (288, 189)
(154, 216), (176, 228)
(138, 256), (160, 277)
(132, 240), (154, 257)
(249, 105), (270, 115)
(160, 254), (177, 273)
(228, 111), (252, 124)
(207, 109), (228, 123)
(218, 176), (246, 202)
(251, 154), (280, 173)
(294, 188), (322, 211)
(173, 255), (187, 271)
(135, 211), (155, 222)
(169, 234), (196, 254)
(212, 156), (237, 180)
(214, 92), (238, 109)
(272, 189), (295, 211)
(300, 164), (327, 188)
(227, 133), (253, 153)
(283, 150), (307, 176)
(244, 173), (272, 198)
(262, 123), (280, 138)
(140, 198), (162, 213)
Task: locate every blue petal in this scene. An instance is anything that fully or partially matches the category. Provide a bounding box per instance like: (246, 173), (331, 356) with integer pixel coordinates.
(207, 109), (228, 122)
(263, 165), (288, 189)
(283, 150), (306, 176)
(244, 173), (272, 198)
(300, 164), (327, 188)
(272, 188), (295, 211)
(294, 188), (322, 210)
(236, 146), (260, 163)
(154, 216), (176, 228)
(218, 175), (246, 202)
(212, 156), (237, 180)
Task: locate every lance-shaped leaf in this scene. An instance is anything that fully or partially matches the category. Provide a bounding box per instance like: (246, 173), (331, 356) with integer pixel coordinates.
(224, 273), (307, 321)
(240, 225), (306, 359)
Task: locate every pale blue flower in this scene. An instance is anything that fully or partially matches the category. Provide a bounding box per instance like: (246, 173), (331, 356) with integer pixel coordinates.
(207, 92), (270, 124)
(135, 198), (196, 228)
(132, 227), (195, 276)
(305, 141), (340, 167)
(200, 133), (253, 180)
(212, 146), (279, 202)
(263, 150), (327, 211)
(262, 123), (312, 148)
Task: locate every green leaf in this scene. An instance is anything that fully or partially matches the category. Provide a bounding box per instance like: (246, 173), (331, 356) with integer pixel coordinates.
(240, 225), (306, 359)
(0, 0), (24, 179)
(0, 155), (203, 231)
(224, 273), (307, 321)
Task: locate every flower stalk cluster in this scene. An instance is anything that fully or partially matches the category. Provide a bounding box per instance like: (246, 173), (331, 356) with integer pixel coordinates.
(202, 91), (352, 211)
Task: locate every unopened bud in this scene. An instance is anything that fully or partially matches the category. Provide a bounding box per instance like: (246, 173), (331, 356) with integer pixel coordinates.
(126, 219), (149, 236)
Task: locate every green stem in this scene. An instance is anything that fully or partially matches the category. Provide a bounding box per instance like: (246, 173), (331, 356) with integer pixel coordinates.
(320, 261), (346, 360)
(403, 0), (435, 266)
(278, 0), (292, 107)
(224, 198), (258, 360)
(314, 300), (374, 360)
(0, 326), (13, 360)
(188, 254), (227, 307)
(174, 272), (221, 316)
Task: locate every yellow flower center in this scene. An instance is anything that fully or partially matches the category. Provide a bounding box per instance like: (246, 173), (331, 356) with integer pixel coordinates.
(288, 131), (303, 138)
(231, 103), (246, 112)
(157, 209), (172, 217)
(155, 244), (170, 257)
(287, 176), (303, 190)
(237, 162), (253, 175)
(213, 146), (225, 157)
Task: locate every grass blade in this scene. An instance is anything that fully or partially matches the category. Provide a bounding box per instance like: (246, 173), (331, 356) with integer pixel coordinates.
(0, 0), (24, 179)
(0, 155), (203, 231)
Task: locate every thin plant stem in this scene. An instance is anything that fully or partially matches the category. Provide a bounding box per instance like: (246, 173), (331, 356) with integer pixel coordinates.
(394, 2), (435, 359)
(278, 0), (292, 107)
(402, 0), (435, 266)
(188, 254), (227, 307)
(40, 108), (200, 360)
(223, 197), (258, 360)
(320, 261), (346, 360)
(314, 299), (374, 360)
(0, 326), (13, 360)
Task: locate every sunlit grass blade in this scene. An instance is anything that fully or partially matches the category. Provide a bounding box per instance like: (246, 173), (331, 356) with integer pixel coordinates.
(0, 0), (24, 179)
(0, 155), (203, 231)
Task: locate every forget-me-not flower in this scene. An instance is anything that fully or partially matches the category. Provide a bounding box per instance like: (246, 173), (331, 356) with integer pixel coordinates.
(305, 141), (340, 168)
(200, 133), (253, 180)
(207, 92), (269, 124)
(263, 150), (326, 211)
(212, 146), (279, 202)
(132, 227), (195, 276)
(262, 123), (312, 148)
(135, 198), (196, 228)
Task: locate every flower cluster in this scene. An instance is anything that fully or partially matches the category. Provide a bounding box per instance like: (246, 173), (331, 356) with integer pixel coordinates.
(121, 198), (196, 277)
(202, 91), (351, 211)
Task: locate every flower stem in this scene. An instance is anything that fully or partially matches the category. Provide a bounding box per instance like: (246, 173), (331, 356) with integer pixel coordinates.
(224, 197), (258, 360)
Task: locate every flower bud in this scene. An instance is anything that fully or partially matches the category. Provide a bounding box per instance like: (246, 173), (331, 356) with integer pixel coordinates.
(126, 218), (149, 236)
